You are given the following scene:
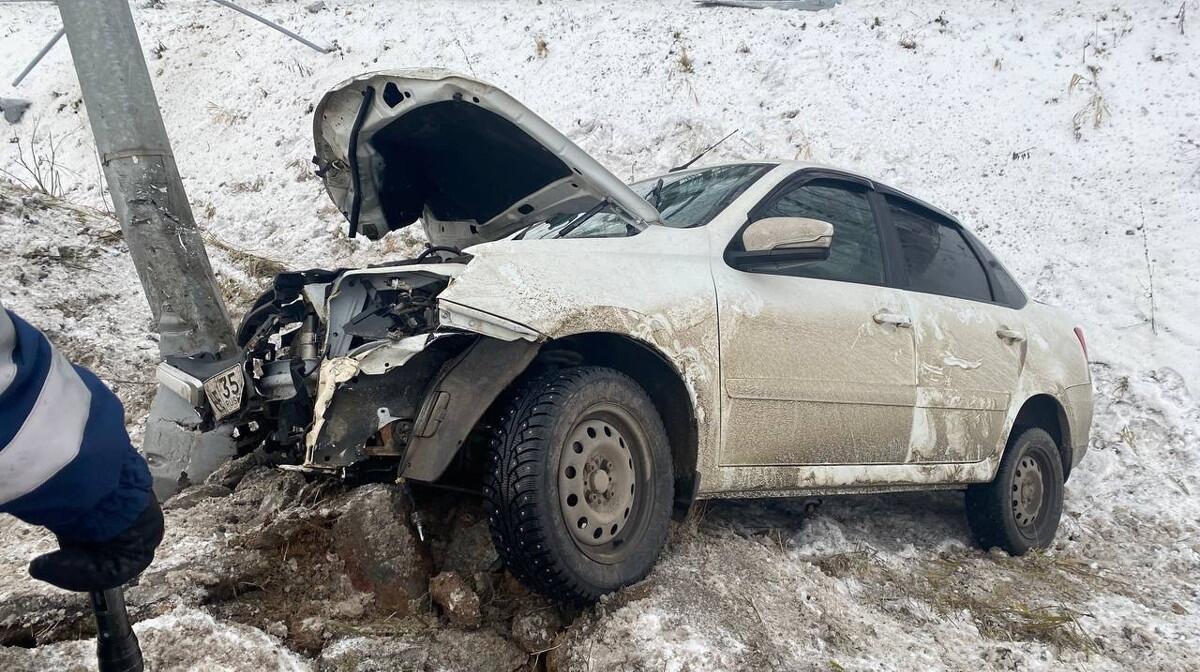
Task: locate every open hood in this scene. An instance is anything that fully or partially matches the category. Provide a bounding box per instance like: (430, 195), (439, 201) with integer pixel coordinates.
(313, 69), (662, 247)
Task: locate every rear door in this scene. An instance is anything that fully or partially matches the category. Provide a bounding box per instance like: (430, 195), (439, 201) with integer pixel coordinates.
(713, 173), (918, 466)
(882, 195), (1023, 462)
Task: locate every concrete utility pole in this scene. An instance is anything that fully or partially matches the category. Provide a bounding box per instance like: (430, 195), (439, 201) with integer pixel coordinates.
(58, 0), (239, 497)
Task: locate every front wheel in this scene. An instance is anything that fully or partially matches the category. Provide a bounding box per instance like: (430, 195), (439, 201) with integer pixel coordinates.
(966, 427), (1064, 555)
(483, 367), (673, 604)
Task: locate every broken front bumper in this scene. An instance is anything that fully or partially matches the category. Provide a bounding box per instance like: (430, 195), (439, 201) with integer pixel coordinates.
(156, 360), (248, 421)
(155, 362), (205, 407)
(146, 359), (246, 498)
(149, 296), (545, 490)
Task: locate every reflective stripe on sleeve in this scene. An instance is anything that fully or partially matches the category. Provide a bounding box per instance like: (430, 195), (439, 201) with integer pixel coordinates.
(0, 309), (15, 396)
(0, 349), (92, 505)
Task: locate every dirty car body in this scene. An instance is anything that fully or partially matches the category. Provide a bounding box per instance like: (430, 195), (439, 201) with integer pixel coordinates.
(153, 70), (1093, 603)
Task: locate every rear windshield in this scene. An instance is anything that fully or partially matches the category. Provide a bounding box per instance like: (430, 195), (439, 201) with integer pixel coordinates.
(519, 163), (771, 240)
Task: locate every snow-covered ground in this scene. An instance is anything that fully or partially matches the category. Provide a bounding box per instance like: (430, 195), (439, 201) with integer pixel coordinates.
(2, 0), (1198, 670)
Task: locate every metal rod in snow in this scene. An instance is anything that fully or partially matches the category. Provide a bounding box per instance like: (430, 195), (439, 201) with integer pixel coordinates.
(208, 0), (333, 54)
(11, 26), (65, 87)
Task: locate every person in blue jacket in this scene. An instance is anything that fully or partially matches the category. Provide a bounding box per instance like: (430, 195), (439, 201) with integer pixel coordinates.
(0, 300), (163, 592)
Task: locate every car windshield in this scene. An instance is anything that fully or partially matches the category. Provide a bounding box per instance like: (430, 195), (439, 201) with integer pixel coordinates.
(519, 163), (772, 240)
(636, 163), (773, 228)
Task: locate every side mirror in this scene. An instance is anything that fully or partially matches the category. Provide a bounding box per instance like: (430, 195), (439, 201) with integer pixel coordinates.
(729, 216), (835, 266)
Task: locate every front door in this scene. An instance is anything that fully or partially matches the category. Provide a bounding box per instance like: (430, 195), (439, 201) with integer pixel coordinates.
(713, 176), (917, 466)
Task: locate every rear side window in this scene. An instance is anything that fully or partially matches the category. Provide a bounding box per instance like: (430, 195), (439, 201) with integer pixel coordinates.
(988, 262), (1026, 307)
(962, 229), (1027, 308)
(887, 197), (992, 302)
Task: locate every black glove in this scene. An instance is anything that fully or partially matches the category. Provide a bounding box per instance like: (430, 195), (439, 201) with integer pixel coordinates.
(29, 497), (165, 592)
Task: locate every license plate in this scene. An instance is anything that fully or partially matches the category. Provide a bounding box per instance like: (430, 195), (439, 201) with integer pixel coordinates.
(203, 365), (245, 420)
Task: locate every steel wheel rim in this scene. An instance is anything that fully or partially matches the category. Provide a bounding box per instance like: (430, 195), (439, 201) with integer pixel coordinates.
(1011, 453), (1046, 530)
(557, 403), (649, 563)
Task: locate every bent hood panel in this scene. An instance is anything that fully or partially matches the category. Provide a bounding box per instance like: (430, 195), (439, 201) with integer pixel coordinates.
(314, 69), (661, 247)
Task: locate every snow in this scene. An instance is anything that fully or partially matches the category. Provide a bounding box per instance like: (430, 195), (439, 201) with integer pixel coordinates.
(0, 607), (312, 672)
(2, 0), (1199, 670)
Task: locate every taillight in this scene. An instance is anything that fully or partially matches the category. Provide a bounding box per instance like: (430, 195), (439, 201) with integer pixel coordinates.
(1073, 326), (1088, 360)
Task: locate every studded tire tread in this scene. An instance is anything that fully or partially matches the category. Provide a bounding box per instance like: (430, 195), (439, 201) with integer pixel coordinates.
(483, 366), (672, 604)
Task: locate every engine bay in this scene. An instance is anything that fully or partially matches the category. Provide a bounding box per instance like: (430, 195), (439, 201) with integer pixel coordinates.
(227, 253), (471, 473)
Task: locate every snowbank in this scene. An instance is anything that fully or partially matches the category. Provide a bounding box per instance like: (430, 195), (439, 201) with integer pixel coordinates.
(2, 1), (1198, 670)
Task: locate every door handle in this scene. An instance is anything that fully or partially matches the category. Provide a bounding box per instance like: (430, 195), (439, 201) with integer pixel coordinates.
(996, 327), (1025, 342)
(873, 311), (912, 328)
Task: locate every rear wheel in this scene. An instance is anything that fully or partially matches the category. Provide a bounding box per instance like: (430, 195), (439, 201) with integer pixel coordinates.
(966, 427), (1064, 555)
(483, 367), (673, 604)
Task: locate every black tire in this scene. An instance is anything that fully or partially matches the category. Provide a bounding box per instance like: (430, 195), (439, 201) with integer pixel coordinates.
(966, 427), (1064, 555)
(483, 366), (673, 604)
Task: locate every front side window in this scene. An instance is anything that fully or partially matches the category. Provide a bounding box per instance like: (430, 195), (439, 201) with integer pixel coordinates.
(735, 179), (884, 284)
(887, 197), (992, 302)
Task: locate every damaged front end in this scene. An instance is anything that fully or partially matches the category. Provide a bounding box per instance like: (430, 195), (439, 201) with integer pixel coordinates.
(150, 67), (667, 489)
(156, 252), (541, 484)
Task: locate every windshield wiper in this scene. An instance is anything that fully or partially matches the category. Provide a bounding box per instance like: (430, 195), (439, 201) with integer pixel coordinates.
(553, 200), (610, 239)
(648, 178), (665, 209)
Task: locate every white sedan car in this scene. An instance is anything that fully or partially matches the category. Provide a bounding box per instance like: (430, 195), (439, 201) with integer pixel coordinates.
(154, 70), (1093, 604)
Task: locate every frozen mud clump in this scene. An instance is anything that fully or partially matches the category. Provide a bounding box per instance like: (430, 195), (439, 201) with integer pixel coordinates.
(332, 483), (433, 614)
(433, 505), (499, 575)
(203, 447), (279, 490)
(162, 483), (232, 511)
(320, 630), (526, 672)
(127, 467), (438, 656)
(0, 589), (91, 648)
(510, 600), (565, 653)
(232, 465), (308, 518)
(430, 571), (482, 628)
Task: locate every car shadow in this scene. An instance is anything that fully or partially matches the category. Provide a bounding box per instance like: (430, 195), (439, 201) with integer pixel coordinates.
(694, 489), (975, 555)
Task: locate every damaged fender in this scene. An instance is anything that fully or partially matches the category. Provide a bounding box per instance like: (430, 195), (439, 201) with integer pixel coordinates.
(303, 305), (542, 479)
(402, 337), (540, 480)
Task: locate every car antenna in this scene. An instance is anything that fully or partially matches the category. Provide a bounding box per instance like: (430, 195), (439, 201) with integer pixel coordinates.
(669, 129), (739, 172)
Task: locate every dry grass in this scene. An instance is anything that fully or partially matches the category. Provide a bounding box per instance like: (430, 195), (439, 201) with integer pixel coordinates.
(286, 157), (315, 183)
(675, 500), (711, 539)
(1118, 424), (1137, 449)
(909, 552), (1108, 651)
(1068, 66), (1111, 139)
(207, 101), (246, 126)
(203, 232), (290, 279)
(966, 600), (1095, 650)
(794, 136), (815, 160)
(227, 176), (266, 193)
(0, 118), (70, 198)
(201, 233), (289, 320)
(378, 227), (427, 258)
(677, 46), (695, 73)
(670, 30), (695, 74)
(812, 549), (877, 578)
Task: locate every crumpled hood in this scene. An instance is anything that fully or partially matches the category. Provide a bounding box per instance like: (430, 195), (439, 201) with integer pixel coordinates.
(313, 68), (662, 248)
